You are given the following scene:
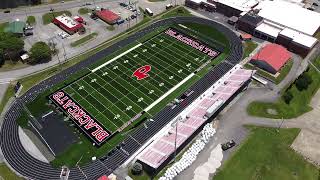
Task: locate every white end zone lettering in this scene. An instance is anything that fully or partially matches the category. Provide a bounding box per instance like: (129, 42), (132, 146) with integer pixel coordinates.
(49, 90), (111, 146)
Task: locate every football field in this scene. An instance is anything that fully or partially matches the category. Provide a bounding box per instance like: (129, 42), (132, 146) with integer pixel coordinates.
(54, 27), (220, 138)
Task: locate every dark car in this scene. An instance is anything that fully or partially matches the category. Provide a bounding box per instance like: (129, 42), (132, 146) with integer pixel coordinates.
(90, 13), (98, 20)
(221, 140), (236, 151)
(4, 10), (10, 13)
(116, 19), (125, 25)
(119, 2), (127, 7)
(131, 14), (137, 19)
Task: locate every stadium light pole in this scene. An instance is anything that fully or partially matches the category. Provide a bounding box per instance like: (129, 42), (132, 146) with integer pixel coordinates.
(173, 116), (182, 163)
(174, 120), (178, 162)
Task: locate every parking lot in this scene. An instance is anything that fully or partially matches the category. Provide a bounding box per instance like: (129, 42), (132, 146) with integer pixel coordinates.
(18, 1), (144, 64)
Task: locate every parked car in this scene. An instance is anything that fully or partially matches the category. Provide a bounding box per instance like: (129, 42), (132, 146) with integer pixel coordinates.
(57, 32), (69, 39)
(221, 140), (236, 151)
(166, 4), (173, 9)
(90, 13), (98, 20)
(131, 14), (137, 19)
(116, 19), (125, 25)
(85, 2), (92, 5)
(4, 10), (10, 13)
(119, 2), (127, 7)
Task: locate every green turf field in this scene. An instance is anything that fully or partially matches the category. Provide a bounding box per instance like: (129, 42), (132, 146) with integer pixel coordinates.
(57, 27), (219, 135)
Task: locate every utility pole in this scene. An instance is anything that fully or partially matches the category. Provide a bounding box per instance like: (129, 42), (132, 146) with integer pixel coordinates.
(51, 37), (62, 70)
(60, 40), (67, 63)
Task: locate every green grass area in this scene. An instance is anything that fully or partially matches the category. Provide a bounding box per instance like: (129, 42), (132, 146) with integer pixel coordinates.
(128, 170), (150, 180)
(247, 56), (320, 119)
(245, 59), (293, 84)
(243, 40), (258, 59)
(26, 16), (36, 25)
(161, 6), (192, 19)
(0, 163), (22, 180)
(78, 8), (91, 15)
(0, 84), (14, 114)
(214, 126), (319, 180)
(42, 11), (72, 25)
(106, 25), (115, 31)
(0, 22), (8, 32)
(315, 31), (320, 41)
(181, 23), (230, 49)
(147, 0), (166, 2)
(70, 33), (98, 47)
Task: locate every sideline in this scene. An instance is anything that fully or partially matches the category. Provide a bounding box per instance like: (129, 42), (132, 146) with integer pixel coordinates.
(91, 43), (143, 72)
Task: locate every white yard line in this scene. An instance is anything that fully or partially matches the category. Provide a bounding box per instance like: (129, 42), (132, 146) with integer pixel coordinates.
(147, 37), (207, 73)
(91, 43), (143, 72)
(79, 79), (132, 121)
(68, 83), (119, 130)
(92, 73), (149, 111)
(133, 46), (188, 81)
(155, 34), (209, 65)
(144, 73), (195, 112)
(104, 62), (160, 101)
(122, 53), (178, 88)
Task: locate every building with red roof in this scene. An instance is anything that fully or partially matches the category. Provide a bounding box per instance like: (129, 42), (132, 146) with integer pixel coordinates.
(96, 10), (121, 24)
(250, 43), (291, 74)
(53, 14), (84, 34)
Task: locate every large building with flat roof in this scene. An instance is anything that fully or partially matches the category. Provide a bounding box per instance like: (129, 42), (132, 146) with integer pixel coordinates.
(53, 14), (84, 34)
(236, 0), (319, 56)
(96, 10), (121, 25)
(255, 0), (320, 36)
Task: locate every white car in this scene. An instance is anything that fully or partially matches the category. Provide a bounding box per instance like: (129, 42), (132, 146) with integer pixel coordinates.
(57, 32), (69, 39)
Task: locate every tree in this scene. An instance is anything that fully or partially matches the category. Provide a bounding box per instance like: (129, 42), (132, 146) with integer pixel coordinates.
(29, 42), (52, 64)
(131, 162), (143, 175)
(0, 49), (4, 67)
(31, 0), (41, 5)
(0, 32), (24, 61)
(282, 91), (293, 104)
(296, 73), (312, 91)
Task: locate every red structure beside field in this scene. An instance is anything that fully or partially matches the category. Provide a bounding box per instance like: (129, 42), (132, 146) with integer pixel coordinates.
(96, 10), (121, 24)
(53, 14), (84, 34)
(250, 43), (291, 74)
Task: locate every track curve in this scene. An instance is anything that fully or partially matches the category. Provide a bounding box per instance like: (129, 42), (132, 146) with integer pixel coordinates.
(0, 17), (243, 180)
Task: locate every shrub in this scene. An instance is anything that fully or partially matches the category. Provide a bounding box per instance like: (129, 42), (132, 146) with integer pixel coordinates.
(296, 73), (312, 91)
(282, 91), (293, 104)
(131, 162), (143, 175)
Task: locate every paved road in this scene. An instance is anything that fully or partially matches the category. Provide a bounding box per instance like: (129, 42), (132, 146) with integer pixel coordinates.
(0, 0), (115, 20)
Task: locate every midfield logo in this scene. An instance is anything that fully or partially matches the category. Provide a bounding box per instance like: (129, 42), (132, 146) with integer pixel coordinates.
(132, 65), (152, 80)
